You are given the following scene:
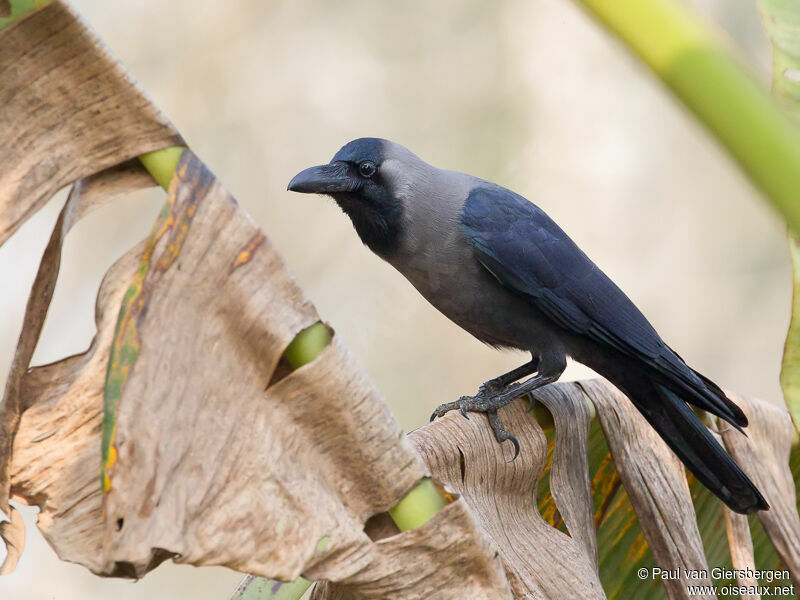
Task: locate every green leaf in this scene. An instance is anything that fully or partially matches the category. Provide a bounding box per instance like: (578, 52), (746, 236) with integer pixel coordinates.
(758, 0), (800, 124)
(759, 0), (800, 437)
(782, 235), (800, 436)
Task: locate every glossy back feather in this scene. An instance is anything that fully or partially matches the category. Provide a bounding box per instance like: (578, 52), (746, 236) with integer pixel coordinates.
(461, 185), (747, 429)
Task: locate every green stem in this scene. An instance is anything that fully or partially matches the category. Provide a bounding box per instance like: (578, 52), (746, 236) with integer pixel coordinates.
(139, 146), (187, 190)
(0, 0), (52, 31)
(575, 0), (800, 235)
(282, 323), (332, 368)
(388, 478), (447, 531)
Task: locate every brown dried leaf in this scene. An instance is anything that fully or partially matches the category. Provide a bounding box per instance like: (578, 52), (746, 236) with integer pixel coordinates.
(0, 0), (182, 515)
(724, 508), (759, 600)
(95, 153), (420, 577)
(0, 160), (155, 524)
(9, 239), (144, 575)
(3, 161), (163, 573)
(409, 390), (605, 600)
(580, 378), (712, 599)
(722, 394), (800, 585)
(0, 505), (24, 574)
(0, 1), (182, 247)
(308, 500), (511, 599)
(6, 151), (510, 598)
(702, 423), (759, 600)
(533, 383), (597, 573)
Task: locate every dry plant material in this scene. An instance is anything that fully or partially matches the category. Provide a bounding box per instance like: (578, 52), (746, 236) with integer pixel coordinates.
(0, 0), (182, 517)
(309, 500), (511, 599)
(580, 379), (713, 599)
(722, 394), (800, 586)
(0, 504), (23, 575)
(0, 1), (182, 247)
(100, 153), (427, 578)
(409, 387), (604, 600)
(3, 150), (510, 597)
(408, 382), (800, 600)
(724, 508), (759, 600)
(5, 152), (417, 576)
(533, 383), (597, 572)
(707, 425), (760, 600)
(1, 162), (156, 574)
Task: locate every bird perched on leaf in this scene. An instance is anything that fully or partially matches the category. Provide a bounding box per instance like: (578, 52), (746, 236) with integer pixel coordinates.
(288, 137), (768, 515)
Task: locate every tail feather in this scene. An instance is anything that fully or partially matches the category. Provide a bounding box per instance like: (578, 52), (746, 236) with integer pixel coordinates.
(625, 381), (767, 514)
(688, 368), (748, 428)
(661, 348), (747, 429)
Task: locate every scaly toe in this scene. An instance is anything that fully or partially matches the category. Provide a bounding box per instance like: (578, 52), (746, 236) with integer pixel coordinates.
(430, 400), (463, 422)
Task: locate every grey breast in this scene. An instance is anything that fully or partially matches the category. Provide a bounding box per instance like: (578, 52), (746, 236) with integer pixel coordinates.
(382, 164), (561, 353)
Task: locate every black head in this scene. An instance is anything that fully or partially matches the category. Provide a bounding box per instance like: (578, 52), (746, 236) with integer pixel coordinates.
(287, 138), (405, 256)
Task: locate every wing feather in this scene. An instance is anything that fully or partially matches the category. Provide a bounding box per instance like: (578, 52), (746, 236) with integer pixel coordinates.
(460, 184), (746, 427)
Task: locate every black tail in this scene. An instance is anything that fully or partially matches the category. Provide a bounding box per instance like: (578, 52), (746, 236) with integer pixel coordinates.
(623, 379), (768, 514)
(656, 346), (749, 432)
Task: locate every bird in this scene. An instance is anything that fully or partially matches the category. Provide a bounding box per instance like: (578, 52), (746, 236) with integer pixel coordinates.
(287, 137), (768, 515)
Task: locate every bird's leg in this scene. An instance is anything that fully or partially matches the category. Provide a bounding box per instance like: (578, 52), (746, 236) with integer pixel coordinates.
(477, 357), (539, 396)
(430, 358), (539, 420)
(431, 356), (564, 459)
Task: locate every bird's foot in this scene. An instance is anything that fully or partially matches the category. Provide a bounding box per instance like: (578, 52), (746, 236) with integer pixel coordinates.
(430, 386), (522, 459)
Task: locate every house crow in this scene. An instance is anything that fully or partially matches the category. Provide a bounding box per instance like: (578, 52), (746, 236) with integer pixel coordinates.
(288, 137), (768, 514)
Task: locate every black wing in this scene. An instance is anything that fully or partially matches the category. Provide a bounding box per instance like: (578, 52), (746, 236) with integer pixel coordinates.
(460, 184), (746, 428)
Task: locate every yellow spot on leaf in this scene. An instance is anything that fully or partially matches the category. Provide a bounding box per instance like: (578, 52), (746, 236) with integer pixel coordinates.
(229, 232), (265, 273)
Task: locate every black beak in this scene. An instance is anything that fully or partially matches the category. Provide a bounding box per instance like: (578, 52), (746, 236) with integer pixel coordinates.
(287, 163), (355, 194)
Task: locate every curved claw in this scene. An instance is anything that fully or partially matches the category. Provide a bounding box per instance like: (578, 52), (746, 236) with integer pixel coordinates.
(459, 405), (470, 420)
(505, 435), (520, 462)
(486, 410), (521, 461)
(430, 401), (454, 421)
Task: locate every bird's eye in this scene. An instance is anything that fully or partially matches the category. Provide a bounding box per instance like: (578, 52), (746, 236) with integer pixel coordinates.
(358, 161), (377, 178)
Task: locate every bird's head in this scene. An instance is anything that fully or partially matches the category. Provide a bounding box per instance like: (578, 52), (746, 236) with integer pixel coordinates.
(288, 137), (423, 256)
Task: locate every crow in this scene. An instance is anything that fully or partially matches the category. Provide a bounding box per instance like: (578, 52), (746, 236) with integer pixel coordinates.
(288, 137), (768, 514)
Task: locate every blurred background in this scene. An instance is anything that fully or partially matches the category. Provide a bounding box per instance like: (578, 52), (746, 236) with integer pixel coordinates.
(0, 0), (788, 597)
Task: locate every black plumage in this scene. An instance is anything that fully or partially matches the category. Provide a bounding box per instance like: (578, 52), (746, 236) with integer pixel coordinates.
(462, 185), (763, 513)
